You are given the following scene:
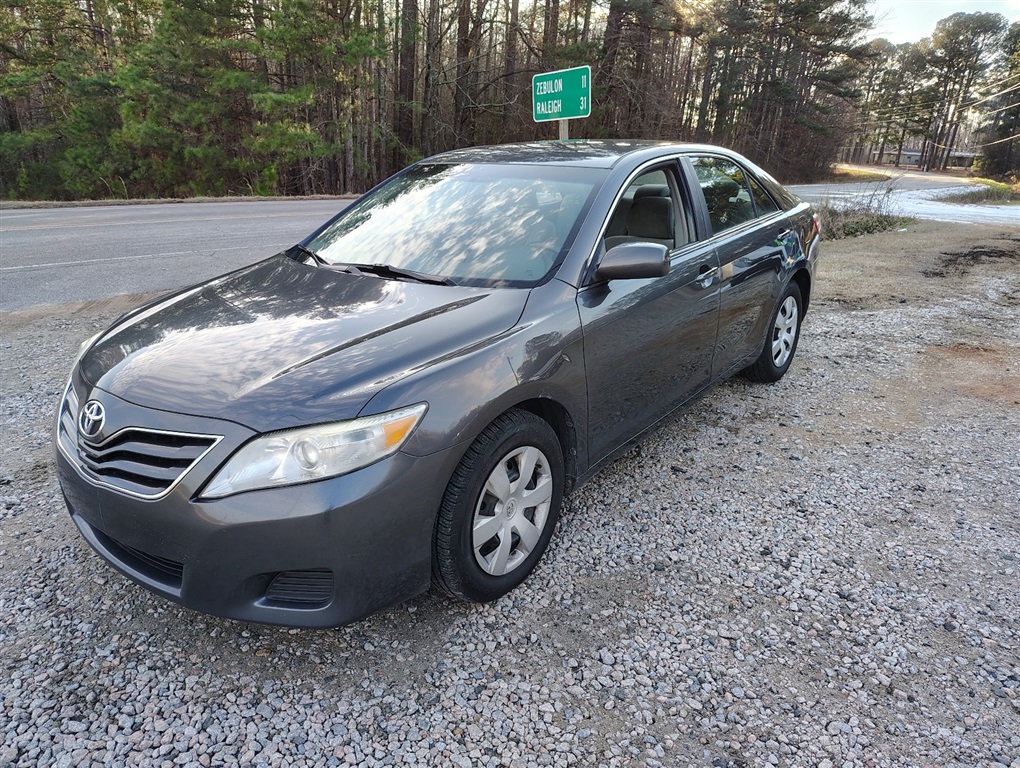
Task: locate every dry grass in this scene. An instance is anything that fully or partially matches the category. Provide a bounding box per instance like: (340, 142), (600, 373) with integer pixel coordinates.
(825, 167), (892, 183)
(940, 178), (1020, 205)
(817, 185), (909, 240)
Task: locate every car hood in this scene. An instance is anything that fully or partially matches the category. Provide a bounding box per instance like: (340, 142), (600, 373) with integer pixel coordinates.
(81, 256), (529, 432)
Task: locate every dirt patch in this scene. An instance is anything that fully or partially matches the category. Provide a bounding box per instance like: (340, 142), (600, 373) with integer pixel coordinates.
(817, 222), (1020, 426)
(818, 222), (1020, 309)
(922, 343), (1020, 405)
(0, 293), (163, 334)
(921, 240), (1020, 278)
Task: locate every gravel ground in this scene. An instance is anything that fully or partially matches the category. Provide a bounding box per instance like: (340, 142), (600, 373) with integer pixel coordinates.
(1, 221), (1018, 767)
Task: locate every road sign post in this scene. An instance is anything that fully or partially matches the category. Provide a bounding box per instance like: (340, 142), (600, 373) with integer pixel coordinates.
(532, 65), (591, 140)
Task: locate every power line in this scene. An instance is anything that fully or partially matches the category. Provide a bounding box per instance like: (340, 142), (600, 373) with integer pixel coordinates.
(927, 129), (1020, 151)
(975, 70), (1020, 91)
(968, 81), (1020, 109)
(848, 82), (1020, 130)
(850, 73), (1020, 128)
(968, 131), (1020, 149)
(984, 99), (1020, 116)
(866, 71), (1020, 117)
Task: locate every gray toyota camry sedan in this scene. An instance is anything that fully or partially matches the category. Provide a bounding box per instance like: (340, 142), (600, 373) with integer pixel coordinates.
(55, 141), (820, 628)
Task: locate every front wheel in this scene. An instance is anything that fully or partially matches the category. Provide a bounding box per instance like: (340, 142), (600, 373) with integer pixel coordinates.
(743, 282), (803, 383)
(432, 409), (564, 603)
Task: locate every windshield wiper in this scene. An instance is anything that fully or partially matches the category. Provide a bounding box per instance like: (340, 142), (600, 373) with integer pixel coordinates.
(339, 263), (458, 286)
(296, 250), (457, 286)
(288, 243), (326, 265)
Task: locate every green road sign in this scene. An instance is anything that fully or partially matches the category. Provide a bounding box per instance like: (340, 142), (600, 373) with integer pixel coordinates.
(532, 66), (591, 123)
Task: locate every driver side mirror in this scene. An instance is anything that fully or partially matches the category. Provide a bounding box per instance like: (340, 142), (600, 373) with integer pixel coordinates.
(596, 242), (670, 281)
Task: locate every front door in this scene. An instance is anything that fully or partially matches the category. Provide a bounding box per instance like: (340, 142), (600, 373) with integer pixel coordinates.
(578, 163), (721, 465)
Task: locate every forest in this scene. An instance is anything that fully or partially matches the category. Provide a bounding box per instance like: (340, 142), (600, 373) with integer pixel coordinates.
(1, 0), (1018, 200)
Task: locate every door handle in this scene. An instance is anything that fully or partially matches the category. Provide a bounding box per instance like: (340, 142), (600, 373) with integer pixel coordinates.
(697, 265), (718, 286)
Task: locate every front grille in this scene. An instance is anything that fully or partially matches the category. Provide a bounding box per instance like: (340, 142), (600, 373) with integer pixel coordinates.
(264, 569), (334, 608)
(57, 384), (221, 500)
(92, 527), (184, 589)
(56, 382), (80, 461)
(78, 429), (218, 498)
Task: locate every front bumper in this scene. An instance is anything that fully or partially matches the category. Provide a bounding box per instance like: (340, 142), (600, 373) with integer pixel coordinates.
(55, 384), (461, 628)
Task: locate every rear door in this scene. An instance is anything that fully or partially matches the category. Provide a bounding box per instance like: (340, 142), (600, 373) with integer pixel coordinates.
(685, 154), (792, 376)
(578, 161), (720, 464)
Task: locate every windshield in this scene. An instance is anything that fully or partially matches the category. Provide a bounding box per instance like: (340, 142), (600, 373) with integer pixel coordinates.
(307, 163), (605, 287)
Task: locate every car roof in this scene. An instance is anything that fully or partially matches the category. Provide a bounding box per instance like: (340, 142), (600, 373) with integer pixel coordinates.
(426, 141), (728, 169)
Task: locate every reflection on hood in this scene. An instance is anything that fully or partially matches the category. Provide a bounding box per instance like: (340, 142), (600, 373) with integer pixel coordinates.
(82, 256), (529, 431)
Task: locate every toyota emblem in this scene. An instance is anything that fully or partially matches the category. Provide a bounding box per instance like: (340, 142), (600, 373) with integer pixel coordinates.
(78, 400), (106, 440)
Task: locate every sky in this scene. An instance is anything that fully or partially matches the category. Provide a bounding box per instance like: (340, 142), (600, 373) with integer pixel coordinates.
(869, 0), (1020, 43)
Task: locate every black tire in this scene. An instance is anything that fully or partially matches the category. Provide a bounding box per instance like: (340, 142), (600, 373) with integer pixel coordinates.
(433, 409), (564, 603)
(743, 281), (803, 383)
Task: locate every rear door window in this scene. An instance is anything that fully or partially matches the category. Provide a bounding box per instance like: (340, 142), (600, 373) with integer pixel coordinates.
(747, 175), (780, 216)
(689, 156), (757, 235)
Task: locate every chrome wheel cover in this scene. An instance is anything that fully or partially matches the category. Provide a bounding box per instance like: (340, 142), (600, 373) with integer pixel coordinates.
(771, 295), (799, 368)
(472, 445), (553, 576)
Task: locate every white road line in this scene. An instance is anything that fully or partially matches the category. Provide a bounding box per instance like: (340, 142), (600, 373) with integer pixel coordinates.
(0, 212), (328, 232)
(0, 245), (289, 272)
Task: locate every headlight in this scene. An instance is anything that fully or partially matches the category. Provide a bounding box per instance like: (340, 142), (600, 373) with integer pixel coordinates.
(72, 332), (102, 369)
(200, 403), (428, 498)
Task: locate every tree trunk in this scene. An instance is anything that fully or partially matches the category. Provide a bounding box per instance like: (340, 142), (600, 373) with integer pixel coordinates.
(542, 0), (559, 69)
(503, 0), (520, 122)
(420, 0), (441, 154)
(396, 0), (417, 163)
(598, 0), (626, 89)
(694, 43), (716, 142)
(455, 0), (474, 143)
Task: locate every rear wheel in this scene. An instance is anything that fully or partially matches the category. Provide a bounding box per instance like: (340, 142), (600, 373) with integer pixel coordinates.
(743, 282), (803, 383)
(433, 409), (564, 602)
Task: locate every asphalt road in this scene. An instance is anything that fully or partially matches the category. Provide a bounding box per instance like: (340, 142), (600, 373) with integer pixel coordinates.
(789, 164), (976, 196)
(0, 200), (350, 312)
